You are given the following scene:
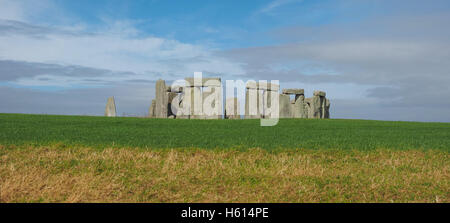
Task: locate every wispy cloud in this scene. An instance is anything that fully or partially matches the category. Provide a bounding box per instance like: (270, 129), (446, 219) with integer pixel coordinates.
(0, 19), (245, 88)
(259, 0), (302, 14)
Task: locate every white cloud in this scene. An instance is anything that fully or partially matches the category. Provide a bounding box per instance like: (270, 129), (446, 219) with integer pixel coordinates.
(0, 0), (57, 22)
(0, 19), (245, 87)
(259, 0), (302, 14)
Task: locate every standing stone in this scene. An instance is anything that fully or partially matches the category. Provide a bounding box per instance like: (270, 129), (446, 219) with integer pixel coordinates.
(308, 96), (322, 119)
(191, 86), (203, 119)
(105, 97), (117, 117)
(245, 88), (262, 119)
(203, 86), (222, 119)
(225, 97), (240, 119)
(148, 99), (156, 118)
(304, 98), (311, 118)
(290, 103), (295, 118)
(324, 99), (331, 119)
(155, 79), (168, 118)
(306, 91), (326, 119)
(281, 89), (305, 119)
(279, 94), (291, 118)
(167, 92), (179, 118)
(263, 90), (280, 119)
(177, 89), (190, 119)
(293, 94), (306, 118)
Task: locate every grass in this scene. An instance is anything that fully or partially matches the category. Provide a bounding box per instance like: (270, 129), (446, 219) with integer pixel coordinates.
(1, 145), (448, 203)
(0, 113), (448, 203)
(1, 113), (450, 150)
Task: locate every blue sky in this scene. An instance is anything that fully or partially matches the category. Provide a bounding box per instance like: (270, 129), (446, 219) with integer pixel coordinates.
(1, 0), (450, 121)
(32, 0), (389, 47)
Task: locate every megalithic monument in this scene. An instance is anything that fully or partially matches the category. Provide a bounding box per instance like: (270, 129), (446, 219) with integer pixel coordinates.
(105, 96), (117, 117)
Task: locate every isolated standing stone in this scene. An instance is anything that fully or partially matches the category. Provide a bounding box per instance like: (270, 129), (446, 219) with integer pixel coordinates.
(155, 79), (168, 118)
(105, 97), (117, 117)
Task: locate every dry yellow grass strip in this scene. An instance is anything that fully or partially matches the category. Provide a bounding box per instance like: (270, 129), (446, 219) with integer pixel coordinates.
(0, 145), (449, 203)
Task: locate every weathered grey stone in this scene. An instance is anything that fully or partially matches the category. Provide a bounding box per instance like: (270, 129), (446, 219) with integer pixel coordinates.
(186, 86), (203, 119)
(225, 97), (240, 119)
(203, 86), (222, 119)
(305, 95), (324, 119)
(324, 99), (331, 119)
(282, 88), (304, 95)
(155, 79), (168, 118)
(314, 90), (326, 97)
(246, 81), (280, 91)
(290, 103), (295, 118)
(245, 88), (263, 119)
(167, 92), (179, 118)
(279, 94), (291, 118)
(148, 99), (156, 118)
(166, 86), (183, 93)
(293, 94), (306, 118)
(177, 87), (191, 119)
(105, 97), (117, 117)
(262, 90), (280, 119)
(185, 77), (221, 87)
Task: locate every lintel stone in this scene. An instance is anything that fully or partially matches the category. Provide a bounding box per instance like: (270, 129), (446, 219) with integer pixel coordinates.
(282, 88), (304, 95)
(313, 90), (326, 97)
(246, 81), (280, 91)
(185, 77), (221, 87)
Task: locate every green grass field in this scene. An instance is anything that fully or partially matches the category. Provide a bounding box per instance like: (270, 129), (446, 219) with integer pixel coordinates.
(1, 113), (449, 202)
(1, 113), (450, 150)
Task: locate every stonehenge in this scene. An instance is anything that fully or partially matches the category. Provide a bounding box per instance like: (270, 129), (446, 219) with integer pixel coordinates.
(144, 78), (330, 120)
(147, 77), (223, 119)
(105, 97), (117, 117)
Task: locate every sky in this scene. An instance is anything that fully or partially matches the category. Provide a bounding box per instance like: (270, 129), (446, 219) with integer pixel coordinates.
(1, 0), (450, 121)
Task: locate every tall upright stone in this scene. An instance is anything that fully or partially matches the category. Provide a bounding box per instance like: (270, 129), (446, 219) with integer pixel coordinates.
(190, 86), (203, 119)
(167, 92), (179, 118)
(203, 87), (222, 119)
(295, 93), (307, 118)
(279, 94), (291, 118)
(245, 81), (266, 119)
(148, 99), (156, 118)
(245, 89), (264, 119)
(155, 79), (168, 118)
(324, 99), (331, 119)
(105, 97), (117, 117)
(263, 90), (280, 119)
(177, 90), (190, 119)
(306, 90), (326, 119)
(225, 97), (240, 119)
